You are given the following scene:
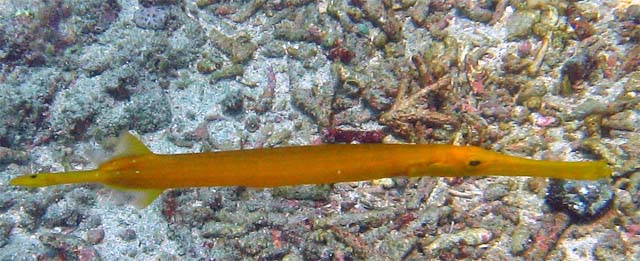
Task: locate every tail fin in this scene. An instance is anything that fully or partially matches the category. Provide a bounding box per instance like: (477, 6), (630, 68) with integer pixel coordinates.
(10, 170), (102, 187)
(10, 132), (152, 187)
(592, 160), (614, 180)
(11, 132), (163, 208)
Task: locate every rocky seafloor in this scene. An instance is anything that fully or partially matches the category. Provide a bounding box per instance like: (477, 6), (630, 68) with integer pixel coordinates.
(0, 0), (639, 259)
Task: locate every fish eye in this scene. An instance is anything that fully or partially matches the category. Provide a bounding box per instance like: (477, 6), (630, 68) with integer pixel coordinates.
(30, 174), (37, 178)
(468, 160), (482, 167)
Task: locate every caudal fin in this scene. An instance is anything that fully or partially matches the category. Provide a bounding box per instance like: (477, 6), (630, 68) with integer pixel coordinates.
(10, 170), (102, 187)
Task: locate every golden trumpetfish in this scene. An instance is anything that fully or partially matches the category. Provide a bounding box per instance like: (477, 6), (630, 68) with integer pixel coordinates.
(10, 132), (612, 208)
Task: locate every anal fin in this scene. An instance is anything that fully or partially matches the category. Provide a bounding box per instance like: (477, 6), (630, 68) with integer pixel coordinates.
(107, 186), (164, 209)
(130, 189), (163, 209)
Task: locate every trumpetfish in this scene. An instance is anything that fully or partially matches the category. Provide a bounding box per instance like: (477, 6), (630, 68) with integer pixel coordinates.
(10, 132), (612, 208)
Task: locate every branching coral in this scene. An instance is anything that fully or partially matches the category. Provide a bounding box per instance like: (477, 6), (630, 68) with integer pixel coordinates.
(379, 74), (459, 138)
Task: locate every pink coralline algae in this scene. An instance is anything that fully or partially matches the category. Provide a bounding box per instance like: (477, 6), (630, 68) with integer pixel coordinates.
(532, 114), (558, 127)
(322, 128), (385, 144)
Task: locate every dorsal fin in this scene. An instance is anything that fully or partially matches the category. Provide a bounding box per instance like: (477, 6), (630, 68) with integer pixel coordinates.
(112, 131), (153, 160)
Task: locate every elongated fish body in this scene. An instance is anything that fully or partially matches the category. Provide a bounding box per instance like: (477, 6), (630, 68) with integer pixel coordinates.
(102, 145), (610, 188)
(10, 132), (612, 208)
(104, 144), (439, 189)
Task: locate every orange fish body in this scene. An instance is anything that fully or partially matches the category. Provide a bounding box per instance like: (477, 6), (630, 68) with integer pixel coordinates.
(10, 132), (612, 208)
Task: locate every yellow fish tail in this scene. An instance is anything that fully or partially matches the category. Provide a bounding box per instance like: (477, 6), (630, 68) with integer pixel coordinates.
(10, 170), (103, 187)
(584, 160), (614, 180)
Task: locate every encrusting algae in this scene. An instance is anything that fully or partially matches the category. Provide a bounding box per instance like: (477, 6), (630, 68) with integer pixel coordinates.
(10, 132), (612, 208)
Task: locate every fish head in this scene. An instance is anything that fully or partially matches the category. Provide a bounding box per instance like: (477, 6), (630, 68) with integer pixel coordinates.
(450, 146), (504, 176)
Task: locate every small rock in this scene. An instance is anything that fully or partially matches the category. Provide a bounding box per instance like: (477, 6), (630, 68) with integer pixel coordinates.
(377, 231), (416, 259)
(573, 98), (606, 119)
(41, 201), (82, 229)
(261, 42), (287, 58)
(291, 87), (332, 127)
(271, 185), (332, 201)
(530, 113), (559, 127)
(615, 189), (636, 216)
(211, 64), (245, 83)
(156, 252), (179, 261)
(201, 221), (248, 238)
(196, 56), (222, 74)
(409, 206), (452, 231)
(584, 114), (603, 137)
(506, 11), (538, 40)
(119, 229), (137, 241)
(0, 147), (28, 165)
(263, 129), (292, 147)
(372, 178), (395, 189)
(282, 253), (305, 261)
(593, 231), (627, 260)
(139, 0), (179, 7)
(561, 50), (593, 87)
(603, 110), (640, 131)
(0, 218), (14, 247)
(39, 233), (99, 260)
(526, 178), (548, 195)
(86, 215), (102, 228)
(231, 33), (258, 64)
(484, 182), (510, 201)
(422, 228), (493, 257)
(573, 2), (599, 21)
(134, 7), (169, 30)
(221, 88), (244, 115)
(510, 223), (534, 255)
(624, 71), (640, 92)
(546, 179), (614, 221)
(0, 188), (16, 211)
(126, 89), (173, 133)
(626, 5), (640, 23)
(244, 114), (260, 133)
(525, 96), (542, 111)
(86, 228), (105, 245)
(340, 201), (356, 212)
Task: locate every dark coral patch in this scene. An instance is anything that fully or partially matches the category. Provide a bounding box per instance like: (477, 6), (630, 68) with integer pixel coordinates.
(545, 179), (614, 222)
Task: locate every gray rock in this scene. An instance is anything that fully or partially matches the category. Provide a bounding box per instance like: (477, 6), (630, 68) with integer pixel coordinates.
(546, 179), (614, 221)
(134, 7), (169, 30)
